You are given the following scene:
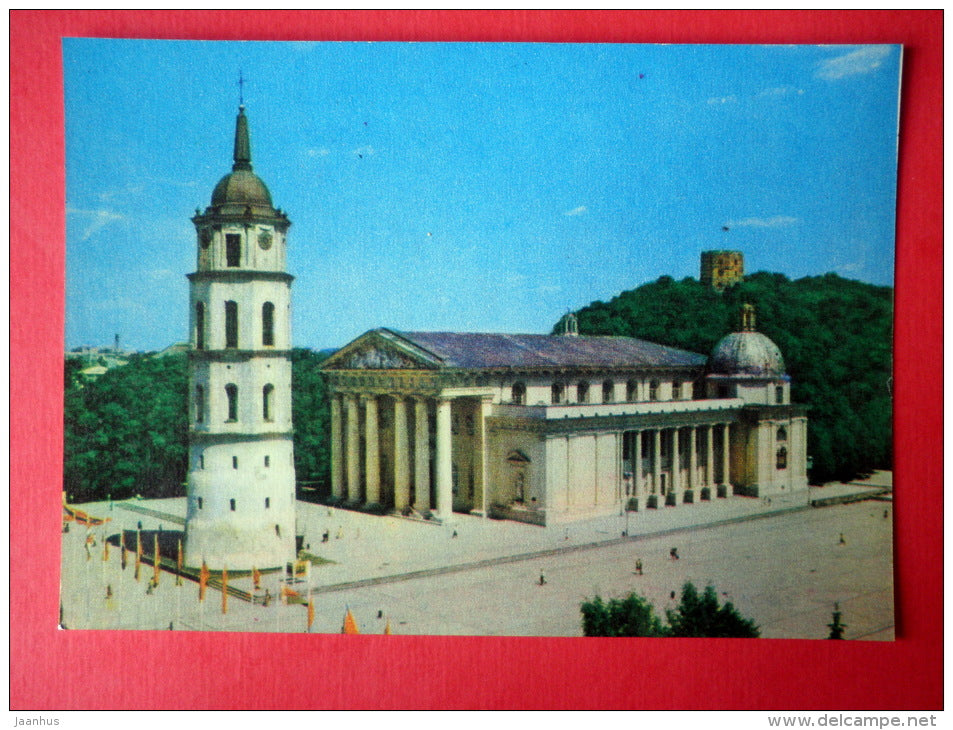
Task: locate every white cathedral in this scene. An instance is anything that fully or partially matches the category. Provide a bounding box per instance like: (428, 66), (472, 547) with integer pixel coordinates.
(184, 106), (809, 568)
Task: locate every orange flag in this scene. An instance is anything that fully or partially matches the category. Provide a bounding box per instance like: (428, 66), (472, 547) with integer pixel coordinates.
(384, 619), (392, 635)
(199, 561), (209, 601)
(120, 532), (127, 570)
(153, 534), (160, 586)
(102, 533), (109, 562)
(342, 608), (360, 635)
(175, 540), (183, 586)
(252, 567), (261, 591)
(134, 532), (142, 581)
(281, 584), (300, 604)
(221, 566), (229, 614)
(307, 601), (314, 632)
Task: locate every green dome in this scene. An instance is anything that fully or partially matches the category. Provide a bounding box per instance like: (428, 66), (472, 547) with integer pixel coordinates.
(211, 168), (273, 207)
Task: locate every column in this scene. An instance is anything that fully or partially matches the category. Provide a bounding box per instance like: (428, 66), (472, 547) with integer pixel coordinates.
(434, 397), (453, 519)
(688, 426), (697, 494)
(652, 429), (661, 496)
(393, 397), (410, 511)
(671, 428), (681, 501)
(706, 424), (715, 492)
(346, 394), (360, 502)
(473, 397), (492, 516)
(414, 398), (431, 512)
(632, 431), (641, 498)
(364, 396), (380, 504)
(721, 422), (732, 493)
(330, 394), (343, 499)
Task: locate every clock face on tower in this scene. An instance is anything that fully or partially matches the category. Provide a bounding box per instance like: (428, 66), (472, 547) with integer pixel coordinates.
(258, 231), (273, 250)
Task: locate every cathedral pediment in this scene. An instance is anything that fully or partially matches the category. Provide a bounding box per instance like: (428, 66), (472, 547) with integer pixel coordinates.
(322, 329), (443, 370)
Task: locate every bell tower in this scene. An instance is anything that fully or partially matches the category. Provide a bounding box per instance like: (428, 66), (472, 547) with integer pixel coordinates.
(184, 104), (297, 570)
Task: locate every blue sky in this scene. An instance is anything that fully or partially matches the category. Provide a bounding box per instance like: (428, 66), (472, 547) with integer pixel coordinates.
(64, 40), (901, 352)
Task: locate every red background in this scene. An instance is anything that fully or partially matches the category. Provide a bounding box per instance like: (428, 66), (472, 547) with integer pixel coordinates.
(10, 10), (942, 710)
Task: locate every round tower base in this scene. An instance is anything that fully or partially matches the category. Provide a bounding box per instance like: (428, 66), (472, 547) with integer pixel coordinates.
(184, 522), (296, 571)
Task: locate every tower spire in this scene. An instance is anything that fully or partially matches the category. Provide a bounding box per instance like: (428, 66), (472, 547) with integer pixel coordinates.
(232, 103), (252, 172)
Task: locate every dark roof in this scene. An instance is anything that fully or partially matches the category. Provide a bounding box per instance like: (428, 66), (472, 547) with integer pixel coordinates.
(387, 330), (707, 370)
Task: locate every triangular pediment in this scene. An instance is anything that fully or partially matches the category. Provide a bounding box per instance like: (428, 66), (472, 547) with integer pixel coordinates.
(321, 329), (443, 370)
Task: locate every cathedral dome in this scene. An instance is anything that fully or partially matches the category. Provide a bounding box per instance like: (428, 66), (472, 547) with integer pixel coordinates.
(709, 331), (785, 377)
(211, 168), (273, 207)
(709, 303), (785, 377)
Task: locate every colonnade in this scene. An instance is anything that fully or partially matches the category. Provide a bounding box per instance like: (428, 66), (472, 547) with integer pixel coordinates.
(625, 422), (732, 504)
(329, 393), (474, 520)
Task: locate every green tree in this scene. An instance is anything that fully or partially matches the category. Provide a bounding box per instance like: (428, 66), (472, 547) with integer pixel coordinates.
(63, 353), (188, 502)
(827, 604), (847, 639)
(291, 348), (332, 489)
(581, 593), (666, 637)
(581, 582), (759, 638)
(666, 582), (760, 638)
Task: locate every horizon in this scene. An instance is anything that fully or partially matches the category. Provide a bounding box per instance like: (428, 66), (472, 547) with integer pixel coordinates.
(64, 40), (901, 352)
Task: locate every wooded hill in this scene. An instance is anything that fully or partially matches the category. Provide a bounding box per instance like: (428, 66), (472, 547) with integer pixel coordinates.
(559, 271), (893, 483)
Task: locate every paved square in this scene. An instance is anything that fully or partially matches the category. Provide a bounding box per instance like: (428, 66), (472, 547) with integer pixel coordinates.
(60, 480), (893, 639)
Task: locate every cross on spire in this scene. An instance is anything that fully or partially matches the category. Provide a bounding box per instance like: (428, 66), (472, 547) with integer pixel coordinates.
(238, 70), (245, 106)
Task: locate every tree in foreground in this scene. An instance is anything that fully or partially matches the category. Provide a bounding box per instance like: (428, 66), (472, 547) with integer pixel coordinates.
(666, 582), (760, 638)
(827, 603), (847, 639)
(581, 593), (666, 637)
(582, 582), (759, 638)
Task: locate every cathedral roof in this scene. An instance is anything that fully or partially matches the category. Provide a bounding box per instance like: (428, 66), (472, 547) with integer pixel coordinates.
(385, 330), (707, 370)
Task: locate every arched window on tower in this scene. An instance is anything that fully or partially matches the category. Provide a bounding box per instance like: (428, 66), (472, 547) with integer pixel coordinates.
(225, 301), (238, 348)
(672, 381), (682, 400)
(649, 380), (659, 401)
(511, 382), (526, 405)
(195, 384), (205, 423)
(263, 384), (274, 422)
(776, 385), (785, 404)
(226, 234), (241, 267)
(195, 302), (205, 350)
(603, 380), (615, 403)
(551, 382), (564, 405)
(776, 446), (788, 470)
(225, 383), (238, 422)
(262, 302), (275, 346)
(777, 426), (788, 442)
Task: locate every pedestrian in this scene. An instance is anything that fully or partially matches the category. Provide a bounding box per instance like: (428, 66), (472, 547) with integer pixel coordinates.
(263, 589), (272, 607)
(169, 622), (174, 631)
(137, 521), (142, 531)
(452, 530), (458, 539)
(322, 530), (329, 543)
(538, 571), (547, 586)
(146, 582), (154, 596)
(670, 547), (679, 560)
(883, 509), (889, 519)
(839, 533), (846, 545)
(378, 609), (383, 619)
(105, 584), (113, 599)
(670, 591), (676, 600)
(635, 559), (643, 576)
